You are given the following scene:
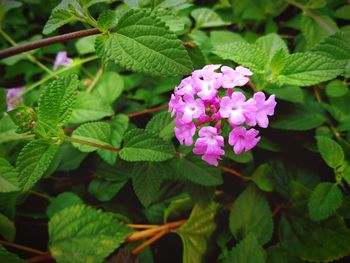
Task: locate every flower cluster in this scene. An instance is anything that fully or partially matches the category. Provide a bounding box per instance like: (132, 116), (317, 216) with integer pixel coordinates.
(169, 65), (276, 166)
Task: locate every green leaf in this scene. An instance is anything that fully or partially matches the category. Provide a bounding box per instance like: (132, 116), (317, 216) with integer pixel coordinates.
(280, 214), (350, 262)
(191, 8), (229, 29)
(0, 0), (22, 25)
(312, 30), (350, 62)
(16, 139), (58, 192)
(119, 128), (174, 162)
(0, 158), (19, 193)
(210, 30), (243, 48)
(325, 80), (348, 98)
(0, 245), (23, 263)
(213, 42), (268, 72)
(265, 85), (304, 104)
(43, 9), (77, 35)
(46, 192), (83, 218)
(0, 213), (15, 241)
(75, 35), (96, 55)
(300, 14), (338, 48)
(176, 202), (219, 263)
(175, 154), (223, 186)
(308, 182), (343, 221)
(92, 72), (124, 104)
(271, 103), (326, 131)
(71, 122), (112, 152)
(101, 9), (193, 77)
(266, 244), (302, 263)
(224, 234), (266, 263)
(335, 5), (350, 20)
(49, 204), (131, 263)
(229, 186), (273, 245)
(278, 52), (344, 86)
(255, 33), (288, 61)
(97, 10), (118, 32)
(69, 92), (114, 124)
(132, 162), (167, 207)
(156, 10), (185, 33)
(146, 111), (174, 141)
(38, 74), (79, 127)
(0, 115), (30, 144)
(316, 136), (345, 168)
(250, 163), (274, 192)
(88, 179), (126, 202)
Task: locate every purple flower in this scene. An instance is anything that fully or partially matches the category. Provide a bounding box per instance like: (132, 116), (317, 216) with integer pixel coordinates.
(228, 126), (260, 154)
(193, 126), (225, 166)
(174, 118), (196, 146)
(219, 92), (255, 126)
(174, 76), (196, 96)
(177, 94), (205, 123)
(53, 51), (73, 70)
(221, 66), (253, 88)
(248, 92), (277, 128)
(168, 94), (183, 117)
(6, 87), (25, 111)
(192, 64), (222, 101)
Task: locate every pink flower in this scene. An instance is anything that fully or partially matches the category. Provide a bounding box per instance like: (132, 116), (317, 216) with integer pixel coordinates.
(6, 87), (25, 111)
(193, 126), (225, 166)
(247, 92), (277, 128)
(192, 64), (222, 101)
(177, 94), (205, 123)
(53, 51), (72, 70)
(174, 118), (196, 146)
(168, 94), (183, 117)
(228, 126), (260, 154)
(174, 76), (196, 96)
(219, 92), (255, 126)
(221, 66), (253, 88)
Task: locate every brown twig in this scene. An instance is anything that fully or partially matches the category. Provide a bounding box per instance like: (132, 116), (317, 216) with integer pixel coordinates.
(0, 240), (50, 257)
(132, 230), (167, 254)
(126, 219), (186, 243)
(127, 104), (168, 118)
(272, 203), (284, 217)
(0, 28), (100, 59)
(219, 165), (245, 178)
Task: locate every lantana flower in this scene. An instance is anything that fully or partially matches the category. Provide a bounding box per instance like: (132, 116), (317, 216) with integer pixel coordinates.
(6, 87), (25, 111)
(168, 64), (276, 166)
(53, 51), (73, 70)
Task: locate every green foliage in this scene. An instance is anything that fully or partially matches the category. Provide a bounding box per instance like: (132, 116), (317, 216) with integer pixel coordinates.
(175, 154), (223, 186)
(119, 128), (175, 162)
(46, 192), (83, 218)
(176, 202), (219, 263)
(38, 74), (79, 128)
(0, 158), (19, 193)
(308, 182), (343, 221)
(99, 9), (193, 77)
(229, 186), (273, 245)
(0, 245), (23, 263)
(250, 163), (274, 192)
(146, 111), (174, 141)
(191, 8), (229, 29)
(316, 136), (345, 169)
(16, 139), (58, 192)
(92, 72), (123, 104)
(49, 204), (131, 263)
(0, 0), (22, 25)
(224, 234), (266, 263)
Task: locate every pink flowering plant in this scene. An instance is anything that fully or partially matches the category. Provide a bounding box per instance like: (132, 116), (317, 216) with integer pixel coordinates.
(170, 64), (276, 166)
(1, 1), (350, 263)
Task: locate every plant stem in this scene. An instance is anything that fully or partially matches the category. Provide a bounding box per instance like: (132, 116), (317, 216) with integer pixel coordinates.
(132, 230), (167, 254)
(127, 104), (168, 118)
(126, 219), (186, 243)
(127, 224), (160, 229)
(287, 0), (336, 34)
(29, 190), (53, 200)
(219, 165), (246, 178)
(62, 135), (120, 152)
(0, 29), (56, 77)
(86, 67), (103, 93)
(0, 28), (100, 59)
(8, 55), (98, 104)
(0, 240), (49, 256)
